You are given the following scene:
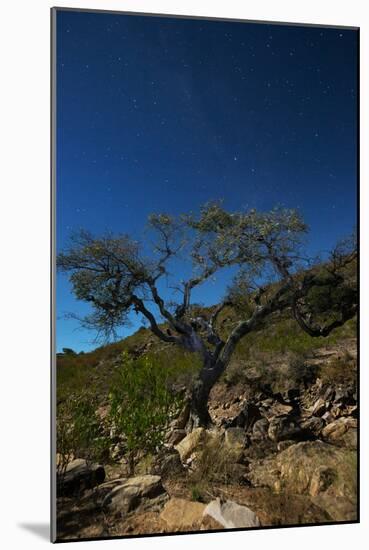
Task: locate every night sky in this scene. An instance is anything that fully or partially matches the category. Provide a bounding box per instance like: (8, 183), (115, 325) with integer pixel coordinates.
(56, 9), (358, 352)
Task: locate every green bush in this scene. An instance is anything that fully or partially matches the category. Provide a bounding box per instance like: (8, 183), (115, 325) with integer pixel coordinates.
(108, 352), (183, 474)
(56, 391), (110, 476)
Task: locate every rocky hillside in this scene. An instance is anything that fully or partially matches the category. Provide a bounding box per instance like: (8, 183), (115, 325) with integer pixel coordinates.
(56, 294), (357, 540)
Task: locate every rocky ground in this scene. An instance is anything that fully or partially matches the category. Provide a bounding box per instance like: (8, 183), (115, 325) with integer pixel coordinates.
(56, 339), (358, 541)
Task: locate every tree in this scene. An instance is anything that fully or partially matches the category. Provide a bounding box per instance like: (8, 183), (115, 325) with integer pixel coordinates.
(57, 204), (357, 428)
(62, 347), (76, 355)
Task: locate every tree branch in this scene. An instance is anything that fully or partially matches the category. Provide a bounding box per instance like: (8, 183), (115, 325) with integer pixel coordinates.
(130, 295), (181, 344)
(218, 281), (292, 368)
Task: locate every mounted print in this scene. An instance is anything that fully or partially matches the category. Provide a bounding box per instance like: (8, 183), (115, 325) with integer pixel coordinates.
(51, 7), (359, 542)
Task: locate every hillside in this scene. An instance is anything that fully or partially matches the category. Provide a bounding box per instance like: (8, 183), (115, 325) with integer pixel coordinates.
(56, 261), (357, 540)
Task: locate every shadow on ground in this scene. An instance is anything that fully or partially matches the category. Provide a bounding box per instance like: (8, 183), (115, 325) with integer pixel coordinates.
(18, 523), (49, 541)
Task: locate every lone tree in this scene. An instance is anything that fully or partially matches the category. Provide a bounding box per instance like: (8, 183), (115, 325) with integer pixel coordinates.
(57, 203), (357, 428)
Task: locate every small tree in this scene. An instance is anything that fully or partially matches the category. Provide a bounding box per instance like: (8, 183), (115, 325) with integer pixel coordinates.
(57, 204), (357, 428)
(109, 352), (182, 474)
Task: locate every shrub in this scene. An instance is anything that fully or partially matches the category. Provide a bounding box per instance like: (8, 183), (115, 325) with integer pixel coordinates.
(108, 352), (183, 474)
(190, 435), (241, 485)
(56, 391), (110, 476)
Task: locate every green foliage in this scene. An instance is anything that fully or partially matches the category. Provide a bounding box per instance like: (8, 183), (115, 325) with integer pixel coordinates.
(190, 484), (205, 502)
(232, 314), (356, 361)
(108, 352), (184, 474)
(57, 391), (109, 475)
(62, 347), (76, 355)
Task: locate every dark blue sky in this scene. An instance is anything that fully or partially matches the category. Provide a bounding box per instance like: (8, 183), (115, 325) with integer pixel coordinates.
(56, 9), (358, 352)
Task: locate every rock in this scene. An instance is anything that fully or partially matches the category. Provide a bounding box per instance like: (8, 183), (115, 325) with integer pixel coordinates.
(203, 498), (260, 528)
(262, 401), (293, 420)
(321, 417), (357, 448)
(93, 478), (128, 504)
(200, 514), (225, 530)
(174, 427), (207, 461)
(300, 416), (324, 435)
(226, 403), (261, 430)
(58, 458), (105, 496)
(268, 416), (301, 442)
(166, 429), (187, 446)
(277, 441), (357, 503)
(102, 475), (168, 517)
(342, 429), (357, 449)
(333, 388), (346, 403)
(252, 418), (269, 439)
(311, 494), (357, 522)
(248, 440), (357, 518)
(322, 385), (335, 401)
(260, 398), (274, 407)
(172, 401), (191, 430)
(160, 497), (224, 531)
(345, 405), (358, 417)
(151, 449), (184, 478)
(309, 466), (337, 496)
(277, 440), (296, 452)
(311, 398), (326, 416)
(160, 497), (206, 529)
(322, 411), (334, 423)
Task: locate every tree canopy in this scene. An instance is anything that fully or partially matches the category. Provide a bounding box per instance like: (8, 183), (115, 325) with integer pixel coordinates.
(57, 203), (357, 427)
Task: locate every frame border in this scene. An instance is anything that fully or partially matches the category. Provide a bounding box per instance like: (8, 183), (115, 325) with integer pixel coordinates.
(50, 6), (360, 543)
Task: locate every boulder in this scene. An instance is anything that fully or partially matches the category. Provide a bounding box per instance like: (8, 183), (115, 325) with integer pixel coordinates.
(160, 498), (206, 530)
(174, 427), (207, 461)
(151, 449), (184, 478)
(58, 458), (105, 496)
(268, 416), (302, 442)
(93, 478), (128, 504)
(248, 440), (357, 519)
(321, 417), (357, 448)
(225, 403), (261, 430)
(277, 440), (296, 452)
(300, 416), (324, 436)
(102, 475), (168, 516)
(252, 418), (269, 440)
(160, 498), (224, 531)
(203, 498), (260, 528)
(276, 441), (357, 503)
(261, 401), (293, 420)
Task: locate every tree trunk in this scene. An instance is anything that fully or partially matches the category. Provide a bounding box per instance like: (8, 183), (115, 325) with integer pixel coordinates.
(188, 376), (213, 430)
(187, 357), (226, 430)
